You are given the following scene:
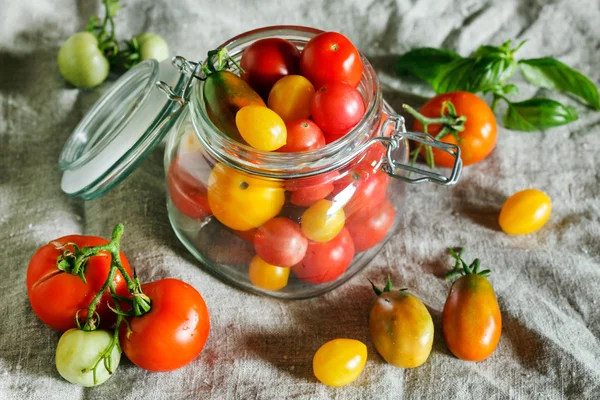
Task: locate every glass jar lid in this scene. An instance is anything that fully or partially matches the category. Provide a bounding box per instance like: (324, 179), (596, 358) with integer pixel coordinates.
(59, 59), (191, 199)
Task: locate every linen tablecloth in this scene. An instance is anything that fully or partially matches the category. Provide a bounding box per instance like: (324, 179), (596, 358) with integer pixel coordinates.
(2, 0), (599, 398)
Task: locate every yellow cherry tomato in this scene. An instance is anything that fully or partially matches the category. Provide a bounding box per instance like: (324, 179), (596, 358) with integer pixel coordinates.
(207, 163), (285, 231)
(235, 105), (287, 151)
(313, 338), (367, 387)
(248, 255), (290, 291)
(268, 75), (315, 122)
(499, 189), (552, 234)
(301, 199), (345, 242)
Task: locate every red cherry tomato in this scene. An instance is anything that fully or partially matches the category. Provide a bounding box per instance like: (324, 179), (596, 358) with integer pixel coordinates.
(167, 154), (212, 219)
(277, 119), (326, 152)
(300, 32), (363, 89)
(346, 199), (396, 252)
(285, 171), (340, 207)
(332, 168), (390, 220)
(292, 228), (355, 284)
(120, 278), (210, 372)
(414, 92), (497, 167)
(240, 38), (300, 98)
(26, 236), (132, 332)
(311, 82), (365, 138)
(254, 217), (308, 267)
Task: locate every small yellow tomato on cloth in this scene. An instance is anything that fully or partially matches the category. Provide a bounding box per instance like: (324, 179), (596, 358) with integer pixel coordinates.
(313, 338), (367, 386)
(499, 189), (552, 234)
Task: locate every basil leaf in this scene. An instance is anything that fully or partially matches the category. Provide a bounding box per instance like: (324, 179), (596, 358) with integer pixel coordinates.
(503, 98), (579, 132)
(472, 56), (517, 93)
(433, 55), (516, 94)
(396, 48), (462, 85)
(472, 41), (512, 59)
(431, 58), (474, 93)
(519, 58), (600, 110)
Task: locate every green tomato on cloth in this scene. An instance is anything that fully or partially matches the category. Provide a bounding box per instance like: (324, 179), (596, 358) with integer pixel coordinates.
(57, 32), (110, 88)
(135, 32), (169, 63)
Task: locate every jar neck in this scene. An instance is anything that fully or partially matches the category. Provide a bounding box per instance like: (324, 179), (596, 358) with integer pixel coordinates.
(189, 25), (383, 179)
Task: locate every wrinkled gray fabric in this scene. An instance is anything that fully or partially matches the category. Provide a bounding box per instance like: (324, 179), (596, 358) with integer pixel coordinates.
(2, 0), (600, 399)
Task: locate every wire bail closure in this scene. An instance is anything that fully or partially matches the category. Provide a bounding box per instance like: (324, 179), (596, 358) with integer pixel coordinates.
(156, 56), (200, 109)
(377, 114), (462, 185)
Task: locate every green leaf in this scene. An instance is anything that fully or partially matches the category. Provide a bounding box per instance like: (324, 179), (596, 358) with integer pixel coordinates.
(433, 55), (517, 94)
(503, 98), (579, 132)
(396, 48), (462, 85)
(501, 83), (519, 96)
(519, 57), (600, 110)
(431, 58), (476, 93)
(472, 41), (512, 59)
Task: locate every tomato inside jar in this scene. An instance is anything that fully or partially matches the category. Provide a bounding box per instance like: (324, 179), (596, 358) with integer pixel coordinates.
(161, 26), (454, 299)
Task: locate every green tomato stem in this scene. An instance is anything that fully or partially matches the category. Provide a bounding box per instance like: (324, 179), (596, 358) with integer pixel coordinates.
(445, 248), (492, 281)
(61, 224), (150, 330)
(403, 102), (466, 171)
(85, 284), (123, 385)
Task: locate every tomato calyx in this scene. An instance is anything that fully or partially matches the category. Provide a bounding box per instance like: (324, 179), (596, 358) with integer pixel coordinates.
(198, 47), (244, 80)
(54, 241), (94, 284)
(445, 248), (491, 281)
(402, 101), (466, 169)
(369, 275), (408, 296)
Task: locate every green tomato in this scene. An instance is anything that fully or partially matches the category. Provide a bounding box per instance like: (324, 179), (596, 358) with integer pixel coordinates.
(57, 32), (109, 88)
(135, 32), (169, 62)
(55, 328), (121, 387)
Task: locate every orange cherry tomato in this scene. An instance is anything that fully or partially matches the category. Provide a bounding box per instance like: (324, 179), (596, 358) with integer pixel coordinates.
(414, 92), (497, 167)
(207, 163), (285, 231)
(248, 255), (290, 291)
(268, 75), (315, 122)
(300, 199), (345, 242)
(499, 189), (552, 234)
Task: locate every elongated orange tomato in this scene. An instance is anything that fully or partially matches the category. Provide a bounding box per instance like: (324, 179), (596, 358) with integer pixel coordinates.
(442, 249), (501, 361)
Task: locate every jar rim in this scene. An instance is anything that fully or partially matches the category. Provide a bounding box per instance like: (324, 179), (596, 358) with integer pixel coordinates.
(188, 25), (383, 179)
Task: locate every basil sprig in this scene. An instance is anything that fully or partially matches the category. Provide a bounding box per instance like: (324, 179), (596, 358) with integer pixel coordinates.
(397, 40), (599, 132)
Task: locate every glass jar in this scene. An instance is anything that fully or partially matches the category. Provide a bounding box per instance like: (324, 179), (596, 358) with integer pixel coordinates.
(59, 26), (462, 299)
